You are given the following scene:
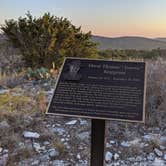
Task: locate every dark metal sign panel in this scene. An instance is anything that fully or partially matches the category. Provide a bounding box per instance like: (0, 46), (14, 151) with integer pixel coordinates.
(46, 58), (146, 123)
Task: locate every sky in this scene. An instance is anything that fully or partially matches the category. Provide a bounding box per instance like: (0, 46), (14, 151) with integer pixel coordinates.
(0, 0), (166, 38)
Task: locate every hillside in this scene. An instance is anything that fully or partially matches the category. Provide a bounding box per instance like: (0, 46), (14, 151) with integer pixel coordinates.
(92, 35), (166, 50)
(155, 38), (166, 43)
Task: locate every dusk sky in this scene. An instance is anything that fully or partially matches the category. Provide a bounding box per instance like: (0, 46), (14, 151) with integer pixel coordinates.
(0, 0), (166, 38)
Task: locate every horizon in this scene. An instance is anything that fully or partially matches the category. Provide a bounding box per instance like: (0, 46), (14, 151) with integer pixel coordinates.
(92, 35), (166, 39)
(1, 0), (166, 38)
(1, 32), (165, 39)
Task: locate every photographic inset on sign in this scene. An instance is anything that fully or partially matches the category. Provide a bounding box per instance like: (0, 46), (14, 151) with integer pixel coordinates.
(63, 60), (82, 81)
(46, 57), (146, 123)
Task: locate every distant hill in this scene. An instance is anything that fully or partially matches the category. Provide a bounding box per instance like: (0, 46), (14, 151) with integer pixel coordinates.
(155, 38), (166, 43)
(1, 33), (166, 50)
(92, 35), (166, 50)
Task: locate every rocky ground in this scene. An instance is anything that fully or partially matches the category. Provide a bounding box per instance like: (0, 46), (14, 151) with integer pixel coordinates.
(0, 76), (166, 166)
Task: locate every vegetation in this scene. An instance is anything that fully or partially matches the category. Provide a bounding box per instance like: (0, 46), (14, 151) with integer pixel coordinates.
(1, 12), (97, 69)
(26, 67), (49, 80)
(98, 49), (165, 60)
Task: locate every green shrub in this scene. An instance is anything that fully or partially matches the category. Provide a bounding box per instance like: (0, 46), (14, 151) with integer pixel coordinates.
(1, 12), (97, 69)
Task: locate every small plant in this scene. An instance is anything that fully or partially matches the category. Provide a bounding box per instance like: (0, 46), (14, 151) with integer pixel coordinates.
(26, 67), (50, 80)
(52, 138), (65, 156)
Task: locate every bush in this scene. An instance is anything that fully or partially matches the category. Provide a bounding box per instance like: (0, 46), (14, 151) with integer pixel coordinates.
(1, 12), (97, 69)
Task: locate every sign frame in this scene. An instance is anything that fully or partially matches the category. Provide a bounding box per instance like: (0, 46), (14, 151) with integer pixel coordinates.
(46, 57), (147, 123)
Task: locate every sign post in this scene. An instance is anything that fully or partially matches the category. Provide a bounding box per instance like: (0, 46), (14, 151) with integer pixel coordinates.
(91, 119), (105, 166)
(46, 57), (146, 165)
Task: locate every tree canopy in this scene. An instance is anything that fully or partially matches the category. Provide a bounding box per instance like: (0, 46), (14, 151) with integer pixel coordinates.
(1, 12), (97, 68)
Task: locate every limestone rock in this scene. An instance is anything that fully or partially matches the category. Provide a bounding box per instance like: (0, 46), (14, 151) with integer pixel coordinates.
(154, 148), (163, 157)
(105, 151), (113, 162)
(121, 141), (130, 147)
(164, 154), (166, 161)
(147, 153), (155, 161)
(65, 120), (77, 125)
(114, 153), (120, 160)
(23, 131), (40, 139)
(48, 148), (59, 158)
(78, 131), (90, 141)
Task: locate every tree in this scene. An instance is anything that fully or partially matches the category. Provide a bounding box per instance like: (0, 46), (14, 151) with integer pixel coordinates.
(1, 12), (97, 68)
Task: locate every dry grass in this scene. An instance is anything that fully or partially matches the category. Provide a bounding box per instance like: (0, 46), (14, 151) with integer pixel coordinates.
(7, 147), (35, 166)
(0, 89), (48, 154)
(0, 71), (24, 88)
(0, 88), (47, 114)
(145, 58), (166, 127)
(119, 145), (141, 159)
(35, 90), (47, 113)
(0, 93), (32, 112)
(52, 138), (65, 156)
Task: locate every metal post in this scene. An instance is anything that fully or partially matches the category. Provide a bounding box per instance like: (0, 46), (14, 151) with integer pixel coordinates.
(91, 119), (105, 166)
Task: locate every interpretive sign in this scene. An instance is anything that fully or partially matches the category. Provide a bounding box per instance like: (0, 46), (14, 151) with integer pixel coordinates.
(46, 57), (146, 122)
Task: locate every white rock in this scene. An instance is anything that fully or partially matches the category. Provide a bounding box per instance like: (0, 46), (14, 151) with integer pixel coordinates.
(43, 141), (50, 146)
(23, 131), (40, 139)
(18, 142), (25, 149)
(160, 145), (165, 150)
(152, 158), (165, 166)
(154, 148), (163, 157)
(0, 147), (3, 153)
(147, 153), (155, 161)
(143, 134), (158, 142)
(164, 154), (166, 161)
(106, 142), (112, 148)
(135, 156), (142, 162)
(52, 160), (64, 166)
(128, 157), (135, 162)
(31, 160), (40, 165)
(66, 138), (69, 141)
(77, 154), (81, 159)
(80, 120), (88, 125)
(121, 141), (130, 147)
(129, 138), (141, 145)
(105, 151), (113, 162)
(65, 120), (77, 125)
(109, 162), (120, 166)
(3, 149), (8, 154)
(48, 148), (59, 157)
(78, 131), (90, 141)
(39, 154), (50, 162)
(61, 138), (65, 142)
(110, 140), (116, 144)
(33, 143), (41, 152)
(114, 153), (119, 160)
(51, 127), (65, 135)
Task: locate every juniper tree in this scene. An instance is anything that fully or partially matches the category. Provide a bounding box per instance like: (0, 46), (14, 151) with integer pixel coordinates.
(1, 12), (97, 68)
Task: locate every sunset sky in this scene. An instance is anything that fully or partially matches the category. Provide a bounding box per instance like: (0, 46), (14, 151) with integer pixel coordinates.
(0, 0), (166, 38)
